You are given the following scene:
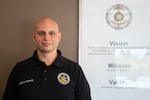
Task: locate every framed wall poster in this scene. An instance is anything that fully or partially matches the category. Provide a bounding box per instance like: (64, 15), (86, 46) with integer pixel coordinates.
(79, 0), (150, 100)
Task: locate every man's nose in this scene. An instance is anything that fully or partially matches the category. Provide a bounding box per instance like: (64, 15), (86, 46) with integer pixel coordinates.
(43, 33), (51, 40)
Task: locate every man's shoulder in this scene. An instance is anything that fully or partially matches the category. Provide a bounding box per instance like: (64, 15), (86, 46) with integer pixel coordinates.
(61, 56), (78, 65)
(60, 56), (81, 69)
(16, 56), (34, 66)
(10, 56), (34, 74)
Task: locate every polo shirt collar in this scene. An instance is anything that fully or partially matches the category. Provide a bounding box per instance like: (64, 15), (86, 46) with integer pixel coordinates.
(33, 49), (64, 68)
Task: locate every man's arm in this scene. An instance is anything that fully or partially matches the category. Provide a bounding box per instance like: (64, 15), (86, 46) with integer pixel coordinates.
(2, 66), (18, 100)
(75, 65), (91, 100)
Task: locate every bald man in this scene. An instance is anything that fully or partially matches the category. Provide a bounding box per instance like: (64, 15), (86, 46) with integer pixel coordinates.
(2, 17), (91, 100)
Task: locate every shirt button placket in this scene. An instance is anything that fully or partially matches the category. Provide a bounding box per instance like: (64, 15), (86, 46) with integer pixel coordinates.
(41, 68), (48, 100)
(44, 69), (47, 81)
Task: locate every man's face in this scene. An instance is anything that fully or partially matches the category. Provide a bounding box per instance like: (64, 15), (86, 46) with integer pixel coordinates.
(32, 20), (61, 53)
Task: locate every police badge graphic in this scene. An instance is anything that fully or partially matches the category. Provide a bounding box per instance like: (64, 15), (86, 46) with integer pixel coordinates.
(57, 72), (70, 85)
(106, 4), (132, 29)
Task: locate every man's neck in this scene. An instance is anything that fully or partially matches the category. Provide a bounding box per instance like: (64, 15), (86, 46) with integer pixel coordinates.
(37, 50), (58, 66)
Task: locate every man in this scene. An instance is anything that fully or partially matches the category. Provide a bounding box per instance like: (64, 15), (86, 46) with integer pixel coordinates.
(2, 17), (91, 100)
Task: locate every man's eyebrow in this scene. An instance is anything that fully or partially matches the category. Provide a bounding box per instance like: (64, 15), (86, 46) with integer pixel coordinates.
(36, 31), (46, 35)
(36, 31), (45, 32)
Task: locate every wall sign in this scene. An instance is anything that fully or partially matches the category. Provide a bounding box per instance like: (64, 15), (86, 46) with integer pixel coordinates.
(79, 0), (150, 100)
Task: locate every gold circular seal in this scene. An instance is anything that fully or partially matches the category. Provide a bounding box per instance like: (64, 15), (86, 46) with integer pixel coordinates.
(57, 72), (70, 85)
(106, 4), (132, 29)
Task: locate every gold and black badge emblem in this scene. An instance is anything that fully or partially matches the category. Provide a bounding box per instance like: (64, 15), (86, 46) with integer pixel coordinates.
(57, 72), (70, 85)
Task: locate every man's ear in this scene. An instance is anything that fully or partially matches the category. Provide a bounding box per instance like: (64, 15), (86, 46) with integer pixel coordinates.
(32, 32), (35, 42)
(58, 32), (62, 41)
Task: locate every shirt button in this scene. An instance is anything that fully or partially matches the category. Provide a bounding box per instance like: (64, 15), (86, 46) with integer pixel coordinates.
(44, 78), (47, 80)
(44, 70), (47, 73)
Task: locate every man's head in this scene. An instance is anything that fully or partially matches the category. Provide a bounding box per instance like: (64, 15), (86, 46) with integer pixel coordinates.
(32, 17), (61, 54)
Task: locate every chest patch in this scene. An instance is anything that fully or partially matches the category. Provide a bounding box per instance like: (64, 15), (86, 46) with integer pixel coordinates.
(57, 72), (70, 85)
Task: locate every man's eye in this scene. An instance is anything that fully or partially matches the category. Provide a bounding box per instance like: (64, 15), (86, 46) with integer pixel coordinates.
(49, 31), (56, 36)
(37, 31), (45, 35)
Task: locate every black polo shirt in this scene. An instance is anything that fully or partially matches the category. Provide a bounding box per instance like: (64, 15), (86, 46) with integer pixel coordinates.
(2, 50), (91, 100)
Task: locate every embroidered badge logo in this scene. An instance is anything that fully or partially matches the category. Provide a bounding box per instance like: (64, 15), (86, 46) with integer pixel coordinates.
(57, 72), (70, 85)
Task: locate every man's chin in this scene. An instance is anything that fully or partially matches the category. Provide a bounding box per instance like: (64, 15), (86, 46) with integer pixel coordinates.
(39, 48), (55, 53)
